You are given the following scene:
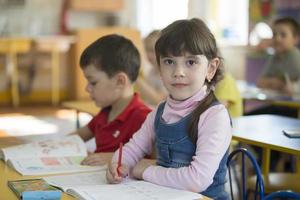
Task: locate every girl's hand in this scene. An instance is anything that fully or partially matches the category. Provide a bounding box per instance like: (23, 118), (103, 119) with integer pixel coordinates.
(132, 159), (156, 180)
(81, 152), (113, 166)
(106, 162), (129, 184)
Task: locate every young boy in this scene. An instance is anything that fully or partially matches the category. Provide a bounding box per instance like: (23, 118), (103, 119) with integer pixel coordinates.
(71, 34), (151, 166)
(249, 17), (300, 118)
(257, 17), (300, 94)
(250, 17), (300, 171)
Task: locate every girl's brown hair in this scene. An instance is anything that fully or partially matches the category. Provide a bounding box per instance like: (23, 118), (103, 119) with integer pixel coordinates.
(155, 18), (225, 144)
(155, 18), (224, 90)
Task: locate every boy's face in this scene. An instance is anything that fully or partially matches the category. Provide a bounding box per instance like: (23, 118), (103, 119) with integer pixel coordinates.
(272, 23), (298, 53)
(83, 64), (120, 108)
(159, 52), (218, 101)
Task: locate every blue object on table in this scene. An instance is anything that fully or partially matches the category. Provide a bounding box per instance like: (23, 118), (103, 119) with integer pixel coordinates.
(22, 190), (62, 200)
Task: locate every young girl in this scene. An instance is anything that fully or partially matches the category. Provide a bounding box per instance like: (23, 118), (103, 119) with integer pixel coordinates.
(106, 18), (232, 200)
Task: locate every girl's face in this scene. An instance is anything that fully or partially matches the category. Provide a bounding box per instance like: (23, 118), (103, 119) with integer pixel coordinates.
(159, 52), (218, 101)
(272, 23), (298, 53)
(83, 64), (121, 107)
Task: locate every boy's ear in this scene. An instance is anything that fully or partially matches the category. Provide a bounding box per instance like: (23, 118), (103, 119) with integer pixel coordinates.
(114, 72), (128, 87)
(207, 58), (220, 81)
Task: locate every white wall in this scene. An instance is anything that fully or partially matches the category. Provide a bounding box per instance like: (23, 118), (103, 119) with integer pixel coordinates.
(0, 0), (249, 81)
(220, 46), (248, 80)
(0, 0), (133, 36)
(0, 0), (62, 36)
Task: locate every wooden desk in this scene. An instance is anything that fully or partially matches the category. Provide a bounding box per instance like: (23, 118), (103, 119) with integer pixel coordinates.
(62, 100), (99, 128)
(237, 81), (300, 116)
(232, 114), (300, 177)
(0, 36), (76, 106)
(0, 135), (75, 199)
(0, 161), (210, 200)
(0, 38), (32, 107)
(34, 36), (76, 106)
(0, 135), (211, 200)
(0, 161), (75, 200)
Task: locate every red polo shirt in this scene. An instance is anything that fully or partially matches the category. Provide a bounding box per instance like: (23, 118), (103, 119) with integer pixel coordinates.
(88, 93), (151, 152)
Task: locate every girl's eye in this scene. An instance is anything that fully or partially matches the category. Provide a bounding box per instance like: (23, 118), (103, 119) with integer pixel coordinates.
(187, 60), (196, 66)
(163, 59), (174, 65)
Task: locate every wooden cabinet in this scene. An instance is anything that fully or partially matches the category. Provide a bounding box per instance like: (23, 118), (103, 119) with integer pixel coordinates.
(68, 0), (123, 11)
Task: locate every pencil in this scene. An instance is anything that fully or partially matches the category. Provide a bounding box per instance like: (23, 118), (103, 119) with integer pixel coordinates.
(117, 142), (123, 177)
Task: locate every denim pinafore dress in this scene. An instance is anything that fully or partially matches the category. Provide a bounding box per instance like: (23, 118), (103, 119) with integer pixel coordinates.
(154, 100), (229, 200)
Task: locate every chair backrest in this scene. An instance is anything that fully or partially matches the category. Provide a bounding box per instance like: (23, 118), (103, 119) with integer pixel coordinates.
(264, 191), (300, 200)
(227, 148), (264, 200)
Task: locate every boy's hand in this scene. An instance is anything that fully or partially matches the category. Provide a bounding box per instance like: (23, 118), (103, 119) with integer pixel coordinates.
(257, 77), (285, 91)
(132, 159), (156, 180)
(106, 162), (129, 184)
(81, 152), (113, 166)
(284, 83), (294, 95)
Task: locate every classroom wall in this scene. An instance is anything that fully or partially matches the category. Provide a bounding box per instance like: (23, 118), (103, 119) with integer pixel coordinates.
(0, 0), (134, 105)
(0, 0), (255, 104)
(0, 0), (134, 36)
(219, 46), (248, 80)
(0, 0), (62, 36)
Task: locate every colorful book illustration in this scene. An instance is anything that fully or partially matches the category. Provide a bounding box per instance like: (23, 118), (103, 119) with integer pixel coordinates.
(43, 171), (204, 200)
(7, 179), (61, 199)
(0, 135), (105, 175)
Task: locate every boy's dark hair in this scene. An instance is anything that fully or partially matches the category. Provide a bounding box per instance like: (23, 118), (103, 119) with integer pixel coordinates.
(273, 17), (300, 37)
(80, 34), (141, 82)
(155, 18), (224, 90)
(155, 18), (225, 145)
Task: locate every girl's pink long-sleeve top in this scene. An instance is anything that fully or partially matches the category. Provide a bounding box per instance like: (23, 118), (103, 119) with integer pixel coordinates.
(113, 87), (232, 192)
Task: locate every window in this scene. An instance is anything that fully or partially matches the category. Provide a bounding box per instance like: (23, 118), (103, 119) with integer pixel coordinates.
(188, 0), (249, 46)
(136, 0), (248, 45)
(136, 0), (188, 37)
(216, 0), (249, 46)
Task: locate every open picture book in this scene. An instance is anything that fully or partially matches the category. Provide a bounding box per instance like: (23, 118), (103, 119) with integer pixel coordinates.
(43, 171), (204, 200)
(0, 135), (105, 175)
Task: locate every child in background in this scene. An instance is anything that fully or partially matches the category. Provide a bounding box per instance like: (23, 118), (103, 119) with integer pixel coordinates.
(136, 30), (167, 106)
(249, 17), (300, 171)
(257, 17), (300, 94)
(70, 34), (151, 166)
(106, 18), (232, 200)
(250, 17), (300, 118)
(143, 30), (165, 95)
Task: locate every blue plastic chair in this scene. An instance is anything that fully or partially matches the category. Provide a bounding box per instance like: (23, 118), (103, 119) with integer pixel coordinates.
(227, 148), (264, 200)
(264, 191), (300, 200)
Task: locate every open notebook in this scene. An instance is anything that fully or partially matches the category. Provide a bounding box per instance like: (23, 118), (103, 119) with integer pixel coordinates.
(43, 171), (203, 200)
(0, 135), (104, 175)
